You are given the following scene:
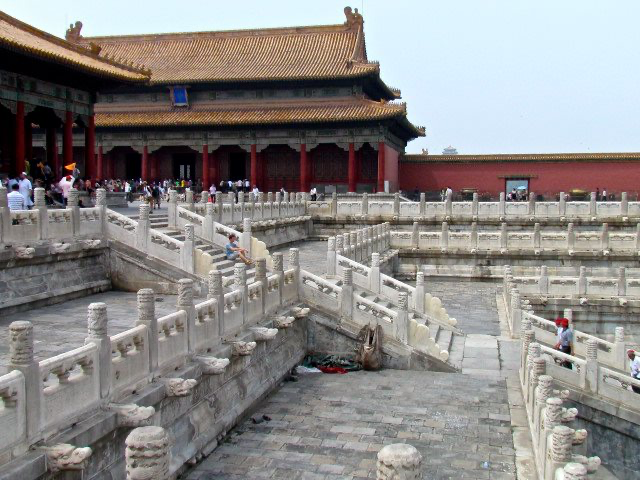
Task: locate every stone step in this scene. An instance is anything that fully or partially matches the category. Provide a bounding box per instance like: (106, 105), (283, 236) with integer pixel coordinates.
(446, 335), (466, 370)
(435, 328), (453, 353)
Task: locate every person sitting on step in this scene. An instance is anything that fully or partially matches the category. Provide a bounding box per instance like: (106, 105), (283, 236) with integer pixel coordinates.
(225, 233), (253, 265)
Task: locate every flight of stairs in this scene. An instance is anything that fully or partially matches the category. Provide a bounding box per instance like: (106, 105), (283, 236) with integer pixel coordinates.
(127, 212), (255, 289)
(320, 277), (464, 370)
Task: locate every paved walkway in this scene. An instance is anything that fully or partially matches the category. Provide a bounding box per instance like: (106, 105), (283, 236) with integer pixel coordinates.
(271, 240), (328, 274)
(186, 369), (517, 480)
(0, 291), (181, 373)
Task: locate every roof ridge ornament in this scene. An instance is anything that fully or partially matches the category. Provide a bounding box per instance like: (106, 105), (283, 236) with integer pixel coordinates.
(344, 6), (364, 28)
(65, 21), (83, 43)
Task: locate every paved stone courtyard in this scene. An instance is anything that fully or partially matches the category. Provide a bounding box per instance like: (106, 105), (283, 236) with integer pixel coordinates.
(185, 369), (517, 480)
(0, 291), (179, 372)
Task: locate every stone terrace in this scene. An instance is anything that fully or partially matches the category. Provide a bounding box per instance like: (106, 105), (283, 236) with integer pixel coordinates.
(186, 369), (516, 480)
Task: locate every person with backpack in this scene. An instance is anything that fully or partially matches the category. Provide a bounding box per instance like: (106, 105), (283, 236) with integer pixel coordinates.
(151, 183), (161, 209)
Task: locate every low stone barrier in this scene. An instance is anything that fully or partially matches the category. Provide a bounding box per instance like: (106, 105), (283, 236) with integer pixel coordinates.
(309, 191), (640, 223)
(520, 341), (603, 479)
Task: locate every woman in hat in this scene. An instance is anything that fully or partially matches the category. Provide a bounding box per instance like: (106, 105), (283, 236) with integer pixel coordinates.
(554, 318), (573, 369)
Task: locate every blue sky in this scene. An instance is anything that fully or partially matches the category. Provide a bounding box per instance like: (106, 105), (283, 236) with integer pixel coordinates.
(3, 0), (639, 154)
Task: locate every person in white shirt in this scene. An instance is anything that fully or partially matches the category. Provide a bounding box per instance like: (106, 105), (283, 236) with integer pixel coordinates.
(209, 184), (217, 195)
(18, 172), (33, 208)
(244, 179), (250, 192)
(601, 188), (607, 202)
(252, 185), (259, 200)
(7, 184), (25, 210)
(310, 187), (317, 201)
(628, 349), (640, 393)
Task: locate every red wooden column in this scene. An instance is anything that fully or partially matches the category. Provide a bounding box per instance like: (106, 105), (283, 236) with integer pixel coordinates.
(377, 141), (386, 193)
(202, 144), (210, 188)
(15, 101), (25, 175)
(96, 145), (104, 181)
(150, 153), (157, 181)
(141, 146), (149, 181)
(46, 127), (59, 179)
(250, 144), (258, 188)
(63, 110), (73, 168)
(348, 142), (356, 192)
(85, 114), (95, 180)
(299, 143), (308, 192)
(210, 148), (218, 186)
(25, 120), (32, 167)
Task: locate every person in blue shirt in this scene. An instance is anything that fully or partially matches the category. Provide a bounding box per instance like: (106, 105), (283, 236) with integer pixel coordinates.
(554, 318), (573, 369)
(225, 234), (253, 265)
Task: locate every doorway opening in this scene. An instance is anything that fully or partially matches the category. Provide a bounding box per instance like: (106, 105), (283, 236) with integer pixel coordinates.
(173, 153), (196, 180)
(229, 152), (246, 181)
(125, 151), (141, 180)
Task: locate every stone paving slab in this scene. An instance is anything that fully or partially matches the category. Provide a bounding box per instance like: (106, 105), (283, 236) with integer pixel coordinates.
(0, 291), (180, 373)
(271, 240), (328, 275)
(185, 369), (516, 480)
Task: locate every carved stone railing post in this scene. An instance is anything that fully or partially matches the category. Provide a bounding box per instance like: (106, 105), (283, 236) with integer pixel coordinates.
(289, 248), (300, 299)
(177, 279), (196, 354)
(335, 234), (344, 256)
(636, 223), (640, 251)
(8, 321), (41, 440)
(136, 289), (158, 374)
(208, 269), (225, 336)
(470, 221), (478, 251)
(240, 218), (252, 256)
(528, 191), (536, 216)
(341, 267), (354, 319)
(136, 203), (150, 252)
(234, 262), (248, 322)
(510, 288), (521, 335)
(589, 191), (597, 217)
(327, 236), (337, 276)
(585, 338), (598, 393)
(33, 187), (48, 241)
(181, 224), (195, 273)
(214, 193), (223, 222)
(617, 266), (626, 296)
(349, 232), (357, 259)
(533, 222), (541, 250)
(393, 192), (400, 216)
(85, 303), (111, 399)
(414, 271), (425, 313)
(600, 222), (609, 251)
(559, 191), (566, 217)
(370, 253), (381, 293)
(67, 188), (80, 235)
(500, 222), (508, 252)
(411, 222), (419, 248)
(396, 292), (409, 347)
(330, 192), (338, 216)
(239, 192), (246, 221)
(621, 191), (628, 216)
(361, 192), (368, 216)
(185, 188), (194, 207)
(498, 192), (506, 219)
(125, 426), (171, 480)
(254, 257), (267, 314)
(445, 190), (453, 219)
(545, 425), (575, 480)
(578, 266), (587, 295)
(534, 375), (553, 436)
(272, 252), (284, 306)
(419, 192), (426, 216)
(356, 230), (363, 262)
(539, 265), (549, 295)
(95, 188), (107, 235)
(614, 326), (626, 370)
(0, 186), (9, 243)
(203, 202), (214, 242)
(376, 443), (422, 480)
(567, 223), (575, 251)
(440, 222), (448, 250)
(168, 190), (177, 227)
(200, 191), (209, 205)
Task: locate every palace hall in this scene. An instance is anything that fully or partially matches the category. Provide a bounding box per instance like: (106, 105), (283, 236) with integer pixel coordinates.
(51, 7), (424, 193)
(0, 11), (149, 182)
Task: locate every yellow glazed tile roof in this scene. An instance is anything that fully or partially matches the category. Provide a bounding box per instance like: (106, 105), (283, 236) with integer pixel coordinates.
(95, 98), (423, 134)
(81, 23), (379, 85)
(0, 11), (149, 82)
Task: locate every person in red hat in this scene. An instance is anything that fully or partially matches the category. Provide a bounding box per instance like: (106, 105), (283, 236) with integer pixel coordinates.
(554, 318), (573, 369)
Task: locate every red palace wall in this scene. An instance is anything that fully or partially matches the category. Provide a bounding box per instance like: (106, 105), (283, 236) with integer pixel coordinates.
(384, 144), (399, 192)
(398, 161), (640, 197)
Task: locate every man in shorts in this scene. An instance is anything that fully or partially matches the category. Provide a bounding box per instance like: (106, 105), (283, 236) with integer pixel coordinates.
(225, 234), (253, 265)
